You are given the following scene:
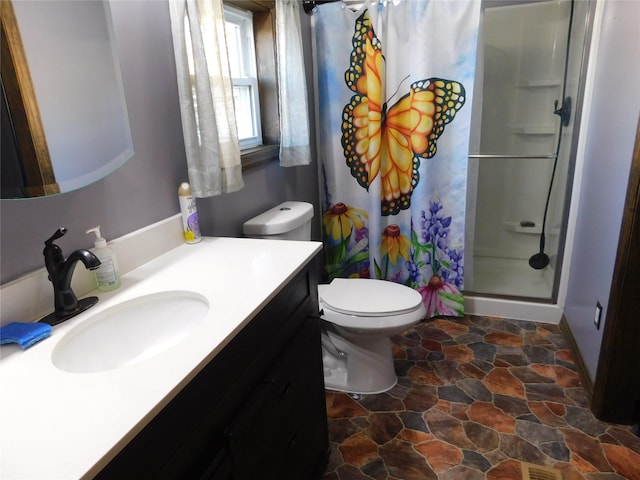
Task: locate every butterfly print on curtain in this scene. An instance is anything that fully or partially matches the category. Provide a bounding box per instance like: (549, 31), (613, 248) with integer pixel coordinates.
(341, 10), (467, 216)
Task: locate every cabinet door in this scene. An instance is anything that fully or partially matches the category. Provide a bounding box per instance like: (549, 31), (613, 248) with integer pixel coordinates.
(198, 447), (233, 480)
(227, 315), (327, 480)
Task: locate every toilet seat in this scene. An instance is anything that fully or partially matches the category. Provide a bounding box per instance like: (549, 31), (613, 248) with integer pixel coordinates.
(320, 278), (423, 316)
(319, 278), (426, 333)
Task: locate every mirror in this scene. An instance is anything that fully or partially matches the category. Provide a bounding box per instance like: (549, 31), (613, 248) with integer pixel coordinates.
(0, 0), (133, 199)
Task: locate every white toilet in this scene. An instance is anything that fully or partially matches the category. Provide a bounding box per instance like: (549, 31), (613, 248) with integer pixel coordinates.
(243, 201), (426, 394)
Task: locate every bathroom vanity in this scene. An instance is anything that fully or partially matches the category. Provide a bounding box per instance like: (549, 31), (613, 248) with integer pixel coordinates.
(96, 257), (327, 479)
(0, 235), (327, 479)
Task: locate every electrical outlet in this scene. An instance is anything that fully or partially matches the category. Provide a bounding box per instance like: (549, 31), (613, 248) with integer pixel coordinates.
(594, 302), (603, 330)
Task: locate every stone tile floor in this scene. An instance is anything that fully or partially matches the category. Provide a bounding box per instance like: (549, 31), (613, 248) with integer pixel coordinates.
(322, 315), (640, 480)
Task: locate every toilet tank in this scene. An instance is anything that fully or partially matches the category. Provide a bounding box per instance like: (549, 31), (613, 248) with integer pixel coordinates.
(243, 201), (314, 241)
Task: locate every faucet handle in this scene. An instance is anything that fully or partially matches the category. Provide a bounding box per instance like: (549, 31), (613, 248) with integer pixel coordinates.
(45, 228), (68, 246)
(43, 228), (67, 271)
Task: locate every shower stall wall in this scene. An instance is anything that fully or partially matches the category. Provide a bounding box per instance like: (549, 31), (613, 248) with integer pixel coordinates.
(466, 0), (591, 312)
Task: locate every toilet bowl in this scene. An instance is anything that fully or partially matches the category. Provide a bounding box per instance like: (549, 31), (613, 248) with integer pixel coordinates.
(243, 201), (426, 394)
(319, 278), (426, 393)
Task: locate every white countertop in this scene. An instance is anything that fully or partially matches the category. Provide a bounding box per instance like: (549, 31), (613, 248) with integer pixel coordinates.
(0, 237), (322, 479)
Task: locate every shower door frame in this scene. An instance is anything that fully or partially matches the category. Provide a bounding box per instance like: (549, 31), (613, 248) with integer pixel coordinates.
(467, 0), (593, 305)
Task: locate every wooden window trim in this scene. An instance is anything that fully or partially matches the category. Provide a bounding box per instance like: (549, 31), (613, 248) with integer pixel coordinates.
(226, 0), (280, 169)
(241, 144), (279, 171)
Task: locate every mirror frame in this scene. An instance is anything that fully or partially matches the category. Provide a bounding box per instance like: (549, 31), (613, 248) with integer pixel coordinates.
(1, 0), (134, 199)
(1, 0), (59, 196)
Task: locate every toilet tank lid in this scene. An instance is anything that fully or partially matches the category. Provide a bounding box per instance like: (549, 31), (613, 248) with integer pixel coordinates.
(243, 201), (314, 236)
(319, 278), (424, 316)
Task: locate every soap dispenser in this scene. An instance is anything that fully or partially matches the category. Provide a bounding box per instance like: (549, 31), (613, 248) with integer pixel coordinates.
(86, 226), (121, 291)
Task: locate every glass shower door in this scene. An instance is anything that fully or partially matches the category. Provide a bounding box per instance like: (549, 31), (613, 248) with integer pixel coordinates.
(467, 0), (589, 300)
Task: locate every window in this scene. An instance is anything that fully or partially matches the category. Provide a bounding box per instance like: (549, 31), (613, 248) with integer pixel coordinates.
(182, 0), (279, 168)
(224, 5), (262, 149)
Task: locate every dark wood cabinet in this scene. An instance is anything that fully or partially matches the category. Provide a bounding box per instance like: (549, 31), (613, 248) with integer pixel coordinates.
(95, 260), (328, 479)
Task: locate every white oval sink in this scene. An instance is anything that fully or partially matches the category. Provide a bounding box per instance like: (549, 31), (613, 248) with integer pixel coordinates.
(52, 291), (209, 373)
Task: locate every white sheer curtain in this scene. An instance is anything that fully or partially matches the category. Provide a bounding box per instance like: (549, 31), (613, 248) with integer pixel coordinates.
(276, 0), (311, 167)
(169, 0), (244, 197)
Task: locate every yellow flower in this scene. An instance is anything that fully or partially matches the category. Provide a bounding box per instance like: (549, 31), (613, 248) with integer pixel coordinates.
(322, 203), (368, 241)
(380, 224), (410, 265)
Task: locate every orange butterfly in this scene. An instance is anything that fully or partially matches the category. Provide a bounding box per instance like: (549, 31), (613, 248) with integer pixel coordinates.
(341, 11), (466, 216)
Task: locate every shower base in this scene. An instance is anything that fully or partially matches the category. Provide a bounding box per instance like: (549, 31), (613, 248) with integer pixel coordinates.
(469, 255), (554, 299)
(465, 255), (561, 323)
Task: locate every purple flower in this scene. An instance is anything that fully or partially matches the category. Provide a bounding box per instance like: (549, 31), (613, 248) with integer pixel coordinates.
(414, 199), (464, 290)
(419, 201), (452, 249)
(417, 275), (463, 317)
(389, 269), (405, 283)
(354, 226), (369, 243)
(442, 247), (464, 290)
(406, 260), (421, 283)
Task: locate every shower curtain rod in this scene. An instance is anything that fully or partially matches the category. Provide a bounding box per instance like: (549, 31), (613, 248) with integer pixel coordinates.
(303, 0), (333, 12)
(303, 0), (362, 14)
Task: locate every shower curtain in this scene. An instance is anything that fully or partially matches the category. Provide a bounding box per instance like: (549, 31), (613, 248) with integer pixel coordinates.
(313, 0), (480, 319)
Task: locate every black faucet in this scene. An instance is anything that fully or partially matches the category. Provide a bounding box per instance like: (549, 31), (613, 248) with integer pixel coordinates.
(40, 228), (101, 326)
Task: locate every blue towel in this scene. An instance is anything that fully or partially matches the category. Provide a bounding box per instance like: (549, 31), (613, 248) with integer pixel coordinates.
(0, 322), (52, 349)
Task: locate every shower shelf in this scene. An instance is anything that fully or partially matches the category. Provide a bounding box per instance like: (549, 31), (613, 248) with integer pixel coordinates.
(516, 78), (562, 88)
(503, 221), (541, 234)
(502, 221), (560, 235)
(508, 125), (556, 135)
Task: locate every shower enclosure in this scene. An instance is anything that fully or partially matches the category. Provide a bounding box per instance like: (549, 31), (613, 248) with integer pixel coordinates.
(466, 0), (592, 304)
